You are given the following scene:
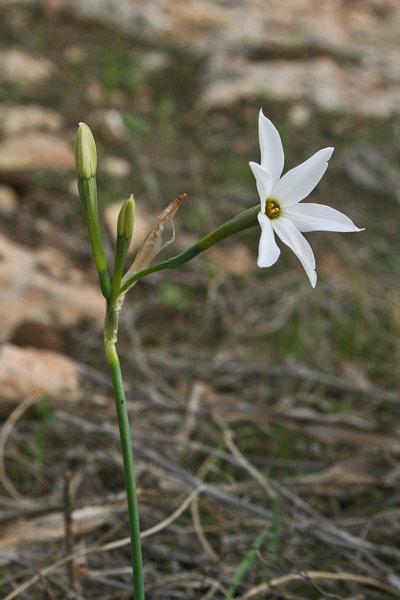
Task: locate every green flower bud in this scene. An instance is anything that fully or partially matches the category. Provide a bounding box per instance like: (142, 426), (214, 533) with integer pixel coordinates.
(75, 122), (97, 179)
(117, 195), (135, 239)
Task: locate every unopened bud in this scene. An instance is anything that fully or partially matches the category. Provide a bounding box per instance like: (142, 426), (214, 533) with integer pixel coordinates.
(75, 122), (97, 179)
(117, 195), (135, 239)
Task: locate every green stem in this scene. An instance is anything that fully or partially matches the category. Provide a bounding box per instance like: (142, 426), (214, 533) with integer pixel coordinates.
(78, 176), (112, 300)
(120, 204), (259, 294)
(109, 236), (131, 310)
(104, 310), (145, 599)
(224, 528), (268, 600)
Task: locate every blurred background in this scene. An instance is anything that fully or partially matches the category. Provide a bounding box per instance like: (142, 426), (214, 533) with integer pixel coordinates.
(1, 1), (400, 598)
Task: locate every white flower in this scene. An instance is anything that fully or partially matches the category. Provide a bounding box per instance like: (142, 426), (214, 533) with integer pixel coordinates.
(249, 109), (363, 287)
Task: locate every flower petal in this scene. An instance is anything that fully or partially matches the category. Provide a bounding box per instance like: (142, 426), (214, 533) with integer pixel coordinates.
(272, 217), (317, 287)
(258, 109), (284, 186)
(257, 212), (281, 268)
(249, 161), (273, 212)
(272, 147), (334, 207)
(284, 203), (364, 233)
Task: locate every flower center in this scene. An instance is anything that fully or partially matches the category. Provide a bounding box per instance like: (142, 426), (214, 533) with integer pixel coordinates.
(265, 199), (281, 219)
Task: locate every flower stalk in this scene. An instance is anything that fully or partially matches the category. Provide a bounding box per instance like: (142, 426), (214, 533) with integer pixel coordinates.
(103, 308), (144, 600)
(103, 194), (144, 598)
(120, 204), (260, 293)
(75, 124), (144, 599)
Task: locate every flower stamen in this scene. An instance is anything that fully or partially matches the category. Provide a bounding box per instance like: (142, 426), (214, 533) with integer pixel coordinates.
(265, 199), (281, 219)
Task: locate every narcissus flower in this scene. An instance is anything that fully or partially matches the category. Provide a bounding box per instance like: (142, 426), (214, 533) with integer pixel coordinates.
(250, 110), (363, 287)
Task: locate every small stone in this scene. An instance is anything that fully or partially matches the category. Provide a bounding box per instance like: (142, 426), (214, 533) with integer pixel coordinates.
(0, 49), (55, 86)
(0, 132), (74, 174)
(85, 80), (105, 106)
(0, 344), (79, 402)
(103, 156), (131, 179)
(0, 104), (63, 135)
(64, 45), (86, 64)
(97, 109), (128, 143)
(288, 103), (313, 128)
(0, 186), (18, 216)
(138, 51), (168, 74)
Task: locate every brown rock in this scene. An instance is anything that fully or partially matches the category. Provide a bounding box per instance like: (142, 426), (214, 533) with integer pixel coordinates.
(0, 344), (79, 402)
(0, 132), (74, 174)
(36, 247), (84, 282)
(61, 0), (400, 118)
(0, 49), (55, 86)
(0, 104), (63, 135)
(0, 233), (105, 343)
(0, 185), (18, 216)
(11, 320), (65, 352)
(199, 58), (346, 111)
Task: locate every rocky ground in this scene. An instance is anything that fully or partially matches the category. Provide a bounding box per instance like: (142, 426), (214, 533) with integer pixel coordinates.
(0, 1), (400, 598)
